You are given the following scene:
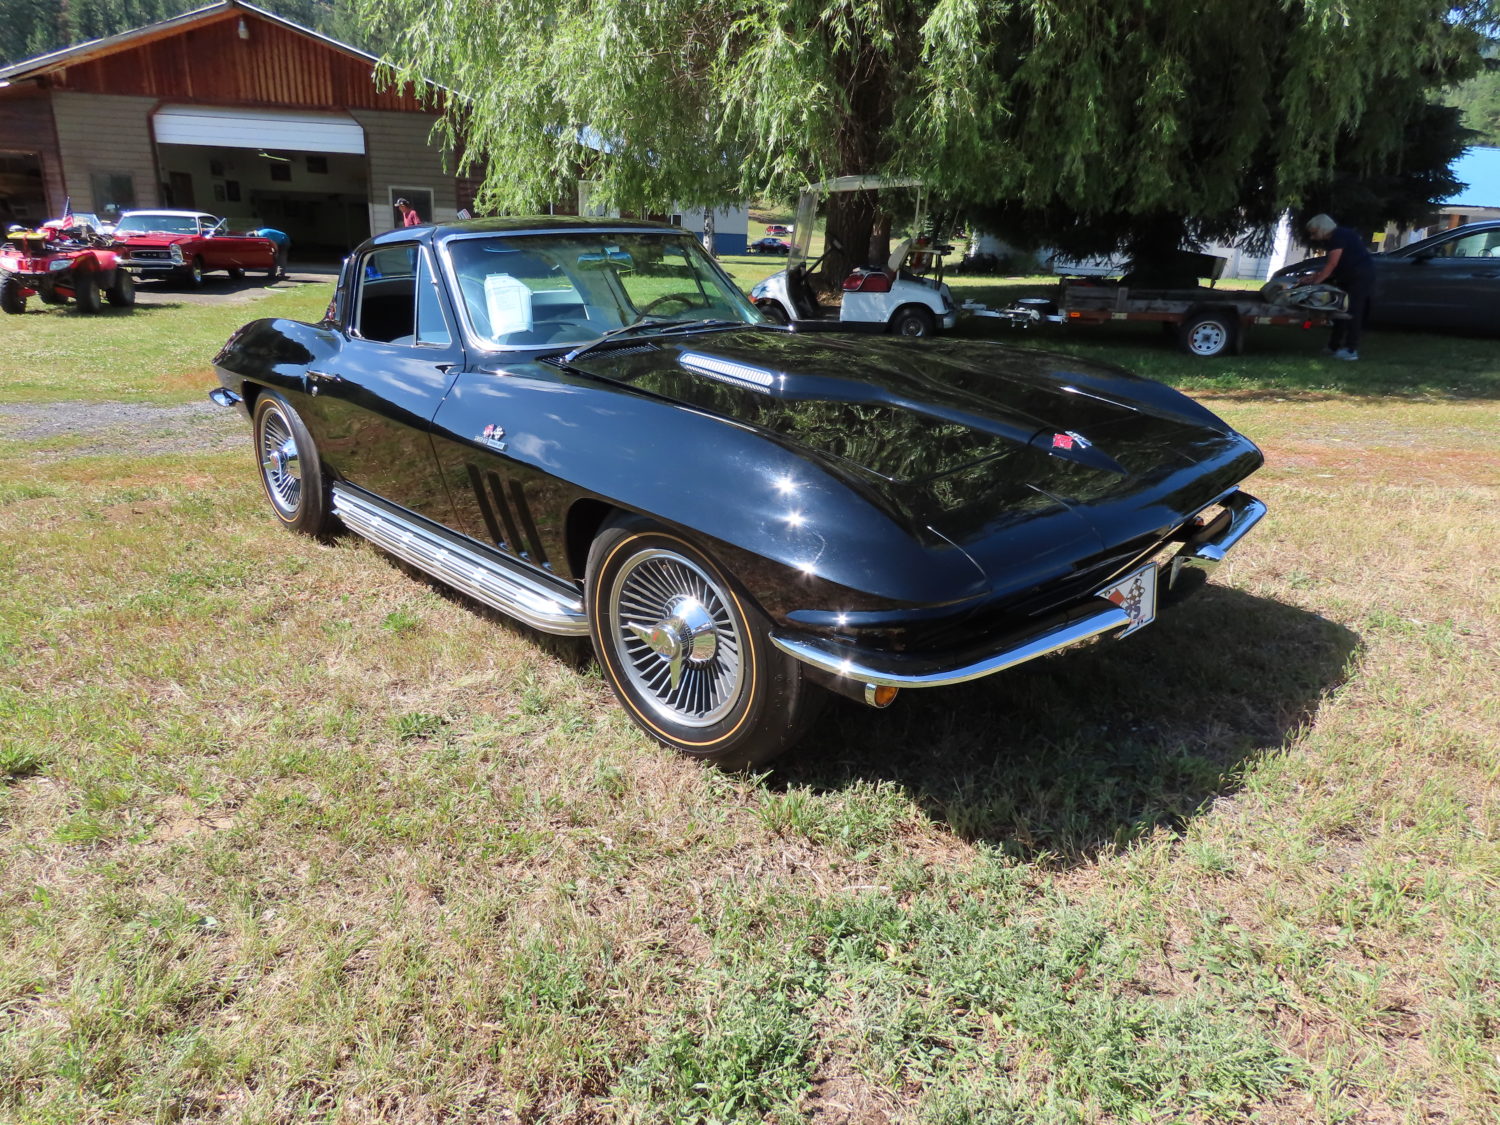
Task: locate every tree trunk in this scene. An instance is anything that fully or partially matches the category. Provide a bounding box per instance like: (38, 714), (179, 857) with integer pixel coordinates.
(868, 213), (892, 269)
(701, 207), (716, 258)
(820, 189), (877, 285)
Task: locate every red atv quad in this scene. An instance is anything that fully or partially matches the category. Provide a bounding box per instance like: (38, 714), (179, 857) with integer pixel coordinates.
(0, 221), (135, 315)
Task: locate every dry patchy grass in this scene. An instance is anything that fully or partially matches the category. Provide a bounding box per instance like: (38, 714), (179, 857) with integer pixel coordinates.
(0, 301), (1497, 1122)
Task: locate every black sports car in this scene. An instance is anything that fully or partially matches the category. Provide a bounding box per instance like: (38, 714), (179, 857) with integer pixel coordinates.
(210, 217), (1266, 768)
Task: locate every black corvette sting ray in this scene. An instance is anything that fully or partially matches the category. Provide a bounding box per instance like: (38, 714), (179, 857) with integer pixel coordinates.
(210, 218), (1266, 768)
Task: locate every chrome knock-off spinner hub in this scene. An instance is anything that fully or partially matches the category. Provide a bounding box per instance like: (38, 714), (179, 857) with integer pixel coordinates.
(608, 548), (745, 728)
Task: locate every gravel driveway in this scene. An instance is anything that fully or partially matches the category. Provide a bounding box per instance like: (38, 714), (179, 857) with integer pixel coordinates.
(1, 266), (337, 459)
(130, 265), (337, 307)
(0, 400), (247, 460)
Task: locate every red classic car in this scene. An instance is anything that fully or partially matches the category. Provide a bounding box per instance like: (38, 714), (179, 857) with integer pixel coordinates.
(112, 210), (278, 286)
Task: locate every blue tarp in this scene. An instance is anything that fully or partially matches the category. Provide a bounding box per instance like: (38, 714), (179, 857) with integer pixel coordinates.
(1445, 146), (1500, 207)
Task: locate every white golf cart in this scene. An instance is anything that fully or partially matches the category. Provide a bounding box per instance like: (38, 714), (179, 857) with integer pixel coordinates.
(748, 176), (958, 337)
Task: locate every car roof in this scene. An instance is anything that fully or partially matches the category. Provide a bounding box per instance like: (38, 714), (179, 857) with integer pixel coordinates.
(366, 215), (682, 250)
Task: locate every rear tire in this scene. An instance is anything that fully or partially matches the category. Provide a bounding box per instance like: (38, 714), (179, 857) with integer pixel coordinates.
(890, 305), (936, 337)
(585, 515), (821, 769)
(252, 392), (335, 536)
(105, 269), (135, 307)
(73, 273), (101, 314)
(0, 274), (24, 315)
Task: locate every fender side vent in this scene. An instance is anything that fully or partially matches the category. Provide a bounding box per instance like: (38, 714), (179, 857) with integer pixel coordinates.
(466, 463), (551, 568)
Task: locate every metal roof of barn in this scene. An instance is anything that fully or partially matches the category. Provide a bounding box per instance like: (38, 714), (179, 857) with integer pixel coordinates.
(0, 0), (377, 84)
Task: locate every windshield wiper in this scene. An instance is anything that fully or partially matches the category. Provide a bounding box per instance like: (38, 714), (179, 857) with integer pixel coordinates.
(560, 316), (667, 365)
(560, 317), (737, 363)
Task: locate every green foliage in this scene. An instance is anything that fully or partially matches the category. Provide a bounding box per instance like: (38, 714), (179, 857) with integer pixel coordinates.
(1445, 62), (1500, 145)
(353, 0), (1496, 258)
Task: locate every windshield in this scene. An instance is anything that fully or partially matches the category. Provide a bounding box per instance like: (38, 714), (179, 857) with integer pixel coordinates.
(443, 230), (762, 349)
(115, 214), (205, 236)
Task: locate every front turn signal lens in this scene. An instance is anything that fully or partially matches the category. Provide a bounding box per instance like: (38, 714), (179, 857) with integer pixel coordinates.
(864, 684), (900, 709)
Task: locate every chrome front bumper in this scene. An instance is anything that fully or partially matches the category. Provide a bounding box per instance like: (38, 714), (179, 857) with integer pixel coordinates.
(771, 489), (1266, 690)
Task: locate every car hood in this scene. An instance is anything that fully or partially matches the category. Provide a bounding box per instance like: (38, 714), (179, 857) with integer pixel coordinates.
(115, 232), (191, 246)
(564, 328), (1262, 573)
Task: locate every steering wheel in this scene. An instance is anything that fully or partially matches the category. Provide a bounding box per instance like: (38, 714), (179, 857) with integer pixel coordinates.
(638, 292), (701, 316)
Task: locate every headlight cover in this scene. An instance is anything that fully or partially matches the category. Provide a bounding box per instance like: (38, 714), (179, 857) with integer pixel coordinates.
(49, 258), (72, 271)
(170, 244), (185, 264)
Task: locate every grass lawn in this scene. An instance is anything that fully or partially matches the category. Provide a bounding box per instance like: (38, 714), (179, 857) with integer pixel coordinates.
(1, 276), (1497, 1122)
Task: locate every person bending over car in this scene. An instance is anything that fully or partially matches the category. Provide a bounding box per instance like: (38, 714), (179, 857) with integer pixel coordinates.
(1303, 213), (1375, 361)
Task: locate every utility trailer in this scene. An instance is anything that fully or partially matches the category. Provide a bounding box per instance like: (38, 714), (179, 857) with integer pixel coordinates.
(969, 253), (1347, 357)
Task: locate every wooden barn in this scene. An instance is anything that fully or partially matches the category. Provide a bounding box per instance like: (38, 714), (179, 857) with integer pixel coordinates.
(0, 0), (470, 255)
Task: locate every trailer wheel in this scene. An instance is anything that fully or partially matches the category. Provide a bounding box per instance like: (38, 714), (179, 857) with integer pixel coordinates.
(1178, 310), (1235, 358)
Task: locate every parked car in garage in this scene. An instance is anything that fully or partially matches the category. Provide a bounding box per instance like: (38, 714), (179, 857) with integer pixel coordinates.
(1274, 220), (1500, 333)
(210, 217), (1266, 769)
(747, 237), (792, 255)
(112, 210), (279, 286)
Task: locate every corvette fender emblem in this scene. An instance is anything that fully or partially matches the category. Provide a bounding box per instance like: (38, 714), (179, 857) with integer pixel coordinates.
(1051, 430), (1092, 451)
(479, 424), (507, 451)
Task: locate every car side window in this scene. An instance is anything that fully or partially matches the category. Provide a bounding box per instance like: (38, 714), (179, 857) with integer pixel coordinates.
(354, 244), (418, 343)
(1444, 231), (1500, 258)
(414, 249), (452, 346)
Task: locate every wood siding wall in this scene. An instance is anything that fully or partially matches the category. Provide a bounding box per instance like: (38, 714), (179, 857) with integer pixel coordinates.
(45, 12), (430, 113)
(51, 92), (161, 213)
(351, 109), (456, 234)
(0, 86), (66, 216)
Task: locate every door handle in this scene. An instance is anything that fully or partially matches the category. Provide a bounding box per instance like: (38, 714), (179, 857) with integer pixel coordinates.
(306, 369), (339, 395)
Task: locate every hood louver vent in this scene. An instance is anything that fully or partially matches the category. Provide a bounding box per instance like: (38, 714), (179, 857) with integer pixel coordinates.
(679, 352), (781, 392)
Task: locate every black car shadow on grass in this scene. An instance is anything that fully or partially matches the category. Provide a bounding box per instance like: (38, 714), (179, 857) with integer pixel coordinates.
(773, 586), (1359, 864)
(366, 536), (1356, 864)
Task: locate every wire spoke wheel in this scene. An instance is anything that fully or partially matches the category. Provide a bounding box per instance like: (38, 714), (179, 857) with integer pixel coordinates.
(607, 548), (745, 727)
(586, 516), (822, 768)
(258, 405), (303, 517)
(251, 392), (332, 536)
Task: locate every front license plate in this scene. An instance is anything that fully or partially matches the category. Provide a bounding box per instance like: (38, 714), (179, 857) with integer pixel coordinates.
(1099, 561), (1158, 636)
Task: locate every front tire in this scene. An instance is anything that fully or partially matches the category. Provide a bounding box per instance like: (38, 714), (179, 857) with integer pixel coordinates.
(73, 273), (101, 314)
(252, 392), (335, 536)
(756, 300), (790, 325)
(586, 516), (820, 769)
(0, 274), (24, 315)
(179, 257), (205, 288)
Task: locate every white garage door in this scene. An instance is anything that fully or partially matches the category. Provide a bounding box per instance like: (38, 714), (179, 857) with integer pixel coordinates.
(152, 105), (365, 154)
